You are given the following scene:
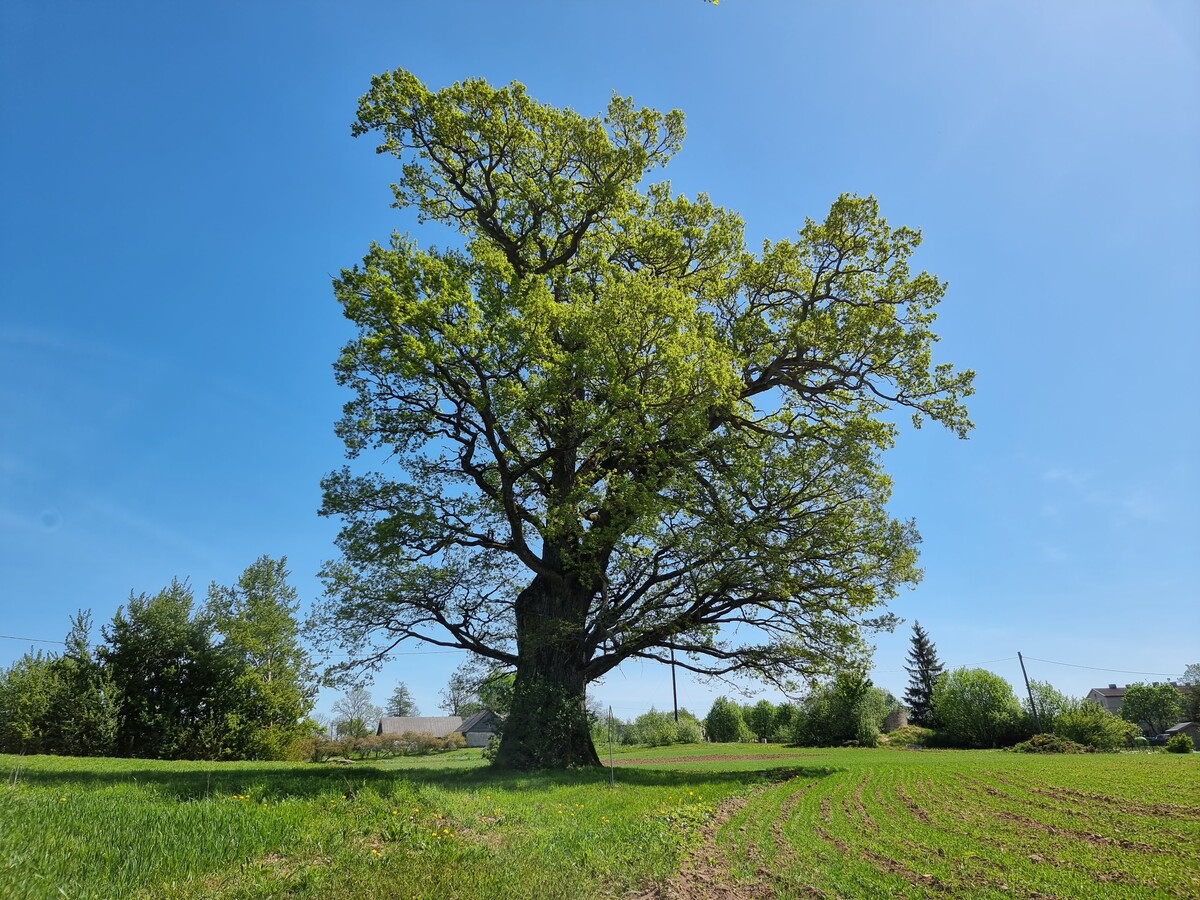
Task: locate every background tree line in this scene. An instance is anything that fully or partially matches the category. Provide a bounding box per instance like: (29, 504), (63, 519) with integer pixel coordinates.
(0, 556), (317, 760)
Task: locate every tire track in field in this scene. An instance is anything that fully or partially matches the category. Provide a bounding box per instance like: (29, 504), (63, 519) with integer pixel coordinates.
(954, 774), (1198, 859)
(813, 823), (955, 894)
(649, 775), (830, 900)
(989, 774), (1198, 842)
(1004, 777), (1200, 820)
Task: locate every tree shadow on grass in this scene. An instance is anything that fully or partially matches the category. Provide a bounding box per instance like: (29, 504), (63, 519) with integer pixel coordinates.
(3, 755), (840, 802)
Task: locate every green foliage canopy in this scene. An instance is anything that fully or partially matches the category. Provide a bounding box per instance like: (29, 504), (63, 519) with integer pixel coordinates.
(1120, 682), (1183, 736)
(705, 696), (751, 742)
(1055, 700), (1139, 751)
(931, 668), (1023, 749)
(315, 68), (974, 767)
(1180, 664), (1199, 723)
(791, 672), (892, 747)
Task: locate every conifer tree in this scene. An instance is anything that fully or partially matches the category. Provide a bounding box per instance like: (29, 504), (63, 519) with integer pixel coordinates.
(903, 621), (944, 727)
(385, 682), (419, 717)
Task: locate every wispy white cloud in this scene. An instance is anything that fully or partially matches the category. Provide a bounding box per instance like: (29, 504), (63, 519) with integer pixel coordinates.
(1041, 465), (1165, 526)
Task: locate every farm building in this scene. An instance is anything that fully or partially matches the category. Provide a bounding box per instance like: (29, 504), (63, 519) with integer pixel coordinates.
(377, 710), (500, 748)
(1163, 722), (1199, 750)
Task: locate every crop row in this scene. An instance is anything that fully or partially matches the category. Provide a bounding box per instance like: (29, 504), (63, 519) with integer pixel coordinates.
(710, 753), (1200, 899)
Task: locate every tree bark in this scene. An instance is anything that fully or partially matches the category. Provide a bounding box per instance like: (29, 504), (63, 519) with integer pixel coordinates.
(492, 574), (601, 769)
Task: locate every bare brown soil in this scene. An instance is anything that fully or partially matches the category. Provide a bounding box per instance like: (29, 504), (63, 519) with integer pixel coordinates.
(994, 811), (1171, 854)
(608, 753), (822, 766)
(895, 782), (932, 824)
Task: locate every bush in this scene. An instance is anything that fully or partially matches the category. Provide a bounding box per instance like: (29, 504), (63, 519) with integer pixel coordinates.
(674, 711), (704, 744)
(1011, 733), (1091, 754)
(1055, 701), (1140, 752)
(622, 708), (705, 746)
(1165, 733), (1194, 753)
(628, 710), (677, 747)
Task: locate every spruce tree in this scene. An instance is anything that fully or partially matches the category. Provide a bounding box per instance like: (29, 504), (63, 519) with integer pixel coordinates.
(903, 621), (944, 727)
(385, 682), (419, 717)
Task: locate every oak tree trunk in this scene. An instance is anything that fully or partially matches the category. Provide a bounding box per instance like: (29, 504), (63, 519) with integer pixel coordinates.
(492, 574), (601, 769)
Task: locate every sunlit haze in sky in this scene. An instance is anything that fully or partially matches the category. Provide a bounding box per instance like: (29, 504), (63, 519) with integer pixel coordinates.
(2, 1), (1197, 722)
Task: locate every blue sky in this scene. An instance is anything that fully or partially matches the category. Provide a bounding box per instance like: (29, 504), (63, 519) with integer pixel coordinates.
(1, 1), (1196, 723)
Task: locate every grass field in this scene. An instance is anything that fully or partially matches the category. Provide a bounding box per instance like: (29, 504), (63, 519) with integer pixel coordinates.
(2, 745), (1197, 899)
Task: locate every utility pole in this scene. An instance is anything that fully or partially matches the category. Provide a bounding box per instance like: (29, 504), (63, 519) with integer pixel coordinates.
(1018, 651), (1041, 732)
(670, 646), (679, 723)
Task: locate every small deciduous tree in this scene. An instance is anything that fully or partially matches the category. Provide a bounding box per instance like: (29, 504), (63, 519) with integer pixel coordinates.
(44, 611), (118, 757)
(791, 672), (892, 747)
(439, 665), (482, 717)
(931, 668), (1023, 748)
(332, 686), (381, 738)
(903, 621), (943, 727)
(705, 696), (750, 742)
(206, 556), (317, 759)
(1120, 682), (1182, 736)
(1179, 664), (1199, 723)
(315, 68), (973, 769)
(101, 580), (229, 759)
(1023, 679), (1072, 735)
(746, 699), (777, 741)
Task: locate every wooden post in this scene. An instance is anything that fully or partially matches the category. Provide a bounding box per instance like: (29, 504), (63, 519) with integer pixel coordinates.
(1018, 651), (1041, 732)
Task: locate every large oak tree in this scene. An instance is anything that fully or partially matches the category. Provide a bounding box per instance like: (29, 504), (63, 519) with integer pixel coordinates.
(314, 69), (974, 768)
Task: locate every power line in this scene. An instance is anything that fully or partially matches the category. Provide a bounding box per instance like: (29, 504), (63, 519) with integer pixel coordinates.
(0, 634), (64, 645)
(1022, 655), (1183, 679)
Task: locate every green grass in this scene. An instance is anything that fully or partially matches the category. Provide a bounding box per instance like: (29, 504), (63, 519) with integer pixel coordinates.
(2, 746), (1197, 899)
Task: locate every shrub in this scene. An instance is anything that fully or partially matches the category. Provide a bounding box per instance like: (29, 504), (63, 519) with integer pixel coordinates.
(621, 709), (704, 746)
(628, 710), (678, 747)
(1055, 701), (1140, 752)
(1011, 733), (1090, 754)
(675, 710), (704, 744)
(1165, 733), (1194, 753)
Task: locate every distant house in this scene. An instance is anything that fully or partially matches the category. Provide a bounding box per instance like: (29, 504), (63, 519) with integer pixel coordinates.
(1164, 722), (1199, 750)
(1085, 684), (1127, 715)
(377, 710), (500, 748)
(1085, 683), (1188, 717)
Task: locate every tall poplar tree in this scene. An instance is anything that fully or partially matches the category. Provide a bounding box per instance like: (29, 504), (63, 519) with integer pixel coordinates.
(903, 621), (944, 727)
(315, 69), (973, 768)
